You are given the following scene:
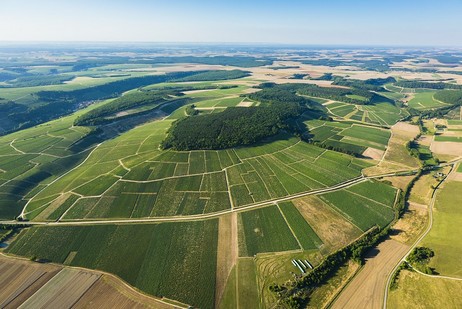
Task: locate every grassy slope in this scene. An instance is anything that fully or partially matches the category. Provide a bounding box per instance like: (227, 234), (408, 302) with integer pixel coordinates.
(422, 181), (462, 277)
(388, 270), (462, 308)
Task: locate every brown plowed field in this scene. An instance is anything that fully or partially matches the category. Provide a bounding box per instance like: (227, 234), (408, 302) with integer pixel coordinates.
(0, 255), (180, 308)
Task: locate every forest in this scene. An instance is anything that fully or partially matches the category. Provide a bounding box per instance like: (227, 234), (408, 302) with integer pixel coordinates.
(395, 80), (462, 90)
(161, 103), (303, 150)
(433, 90), (462, 105)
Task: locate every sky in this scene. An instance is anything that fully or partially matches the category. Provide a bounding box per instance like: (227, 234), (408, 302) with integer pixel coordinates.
(1, 0), (461, 46)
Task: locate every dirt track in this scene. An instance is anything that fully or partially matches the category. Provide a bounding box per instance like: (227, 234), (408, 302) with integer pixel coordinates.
(332, 239), (409, 309)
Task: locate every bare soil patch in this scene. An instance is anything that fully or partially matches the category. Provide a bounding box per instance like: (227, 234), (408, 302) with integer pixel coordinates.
(0, 255), (176, 308)
(293, 196), (362, 254)
(382, 175), (414, 191)
(392, 122), (420, 137)
(448, 171), (462, 182)
(236, 101), (253, 107)
(418, 135), (433, 147)
(362, 147), (384, 160)
(332, 239), (409, 309)
(431, 141), (462, 157)
(391, 202), (428, 244)
(74, 275), (174, 309)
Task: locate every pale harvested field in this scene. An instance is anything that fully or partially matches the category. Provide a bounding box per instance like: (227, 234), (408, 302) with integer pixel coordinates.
(215, 213), (238, 307)
(0, 255), (178, 309)
(418, 135), (433, 147)
(382, 175), (414, 191)
(409, 166), (451, 205)
(391, 202), (428, 245)
(18, 268), (101, 308)
(236, 101), (253, 107)
(364, 122), (420, 175)
(332, 239), (409, 309)
(293, 196), (362, 253)
(388, 270), (462, 309)
(74, 275), (174, 309)
(392, 122), (420, 138)
(362, 147), (384, 160)
(182, 89), (216, 94)
(430, 141), (462, 157)
(0, 257), (60, 309)
(448, 171), (462, 182)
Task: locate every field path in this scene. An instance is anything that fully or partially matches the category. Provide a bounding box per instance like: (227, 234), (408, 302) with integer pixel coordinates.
(215, 213), (238, 307)
(332, 238), (409, 309)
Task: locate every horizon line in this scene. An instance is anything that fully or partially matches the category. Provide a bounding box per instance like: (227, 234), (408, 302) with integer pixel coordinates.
(0, 41), (461, 49)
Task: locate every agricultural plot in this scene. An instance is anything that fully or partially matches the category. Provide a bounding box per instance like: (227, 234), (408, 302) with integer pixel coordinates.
(228, 141), (370, 207)
(408, 92), (449, 110)
(305, 120), (391, 156)
(422, 181), (462, 277)
(318, 181), (396, 231)
(6, 220), (219, 309)
(0, 116), (92, 220)
(24, 117), (371, 220)
(388, 270), (462, 309)
(238, 205), (301, 256)
(325, 100), (403, 127)
(278, 201), (323, 250)
(434, 135), (462, 142)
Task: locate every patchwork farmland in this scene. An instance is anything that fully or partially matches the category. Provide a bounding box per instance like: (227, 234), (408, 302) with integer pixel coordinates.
(2, 45), (461, 309)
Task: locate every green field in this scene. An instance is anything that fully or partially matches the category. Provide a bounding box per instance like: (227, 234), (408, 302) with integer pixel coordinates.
(408, 92), (449, 110)
(6, 221), (218, 308)
(305, 120), (391, 155)
(422, 181), (462, 277)
(20, 120), (370, 220)
(325, 100), (403, 126)
(434, 135), (462, 142)
(238, 205), (300, 256)
(388, 270), (462, 308)
(319, 181), (396, 230)
(279, 201), (323, 250)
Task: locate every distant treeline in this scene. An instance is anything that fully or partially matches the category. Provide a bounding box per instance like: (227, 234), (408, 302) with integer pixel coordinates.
(301, 57), (407, 72)
(254, 80), (392, 105)
(1, 75), (75, 88)
(395, 80), (462, 90)
(332, 76), (396, 91)
(71, 56), (272, 70)
(38, 73), (189, 104)
(171, 69), (250, 82)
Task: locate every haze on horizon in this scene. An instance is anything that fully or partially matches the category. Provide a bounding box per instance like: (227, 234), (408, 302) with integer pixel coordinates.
(1, 0), (462, 46)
